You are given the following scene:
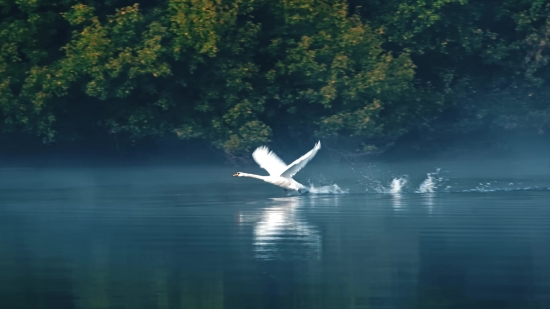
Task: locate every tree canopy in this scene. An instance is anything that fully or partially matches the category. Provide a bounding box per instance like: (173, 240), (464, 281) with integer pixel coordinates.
(1, 0), (549, 156)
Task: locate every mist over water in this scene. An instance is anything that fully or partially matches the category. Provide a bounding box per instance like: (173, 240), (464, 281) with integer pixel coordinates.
(1, 154), (550, 308)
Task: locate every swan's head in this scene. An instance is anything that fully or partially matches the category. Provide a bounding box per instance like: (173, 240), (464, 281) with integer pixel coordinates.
(233, 172), (242, 177)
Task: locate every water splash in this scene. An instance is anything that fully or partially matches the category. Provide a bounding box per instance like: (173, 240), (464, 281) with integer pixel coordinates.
(374, 176), (408, 194)
(308, 184), (348, 194)
(416, 168), (446, 193)
(390, 177), (408, 194)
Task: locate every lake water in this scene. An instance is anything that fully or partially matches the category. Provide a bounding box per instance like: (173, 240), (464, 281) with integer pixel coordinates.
(1, 163), (550, 309)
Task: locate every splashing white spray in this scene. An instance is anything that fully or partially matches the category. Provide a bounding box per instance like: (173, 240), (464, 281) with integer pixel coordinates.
(417, 168), (441, 193)
(308, 184), (348, 194)
(389, 177), (408, 194)
(375, 176), (408, 194)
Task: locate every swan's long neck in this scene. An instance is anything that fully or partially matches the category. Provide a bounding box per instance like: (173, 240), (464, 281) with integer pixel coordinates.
(240, 173), (267, 180)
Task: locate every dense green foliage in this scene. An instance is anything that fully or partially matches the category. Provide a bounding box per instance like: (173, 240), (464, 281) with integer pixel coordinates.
(1, 0), (549, 155)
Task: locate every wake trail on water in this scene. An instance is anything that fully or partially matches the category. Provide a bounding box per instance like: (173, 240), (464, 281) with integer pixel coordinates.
(295, 167), (549, 196)
(364, 168), (549, 194)
(460, 184), (550, 193)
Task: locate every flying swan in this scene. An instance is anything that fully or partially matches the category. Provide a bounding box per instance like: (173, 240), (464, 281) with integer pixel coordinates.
(233, 141), (321, 194)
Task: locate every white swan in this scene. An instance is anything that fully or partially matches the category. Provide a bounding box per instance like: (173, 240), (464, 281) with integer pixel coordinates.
(233, 141), (321, 194)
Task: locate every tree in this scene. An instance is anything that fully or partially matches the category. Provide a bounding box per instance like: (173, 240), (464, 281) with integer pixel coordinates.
(1, 0), (549, 156)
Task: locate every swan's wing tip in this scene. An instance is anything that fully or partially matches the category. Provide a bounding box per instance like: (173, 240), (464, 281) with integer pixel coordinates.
(252, 145), (269, 154)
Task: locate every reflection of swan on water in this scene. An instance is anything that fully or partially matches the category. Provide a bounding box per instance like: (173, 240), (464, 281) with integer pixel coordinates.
(238, 197), (322, 260)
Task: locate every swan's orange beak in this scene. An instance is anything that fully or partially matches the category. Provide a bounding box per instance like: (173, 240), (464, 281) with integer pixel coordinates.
(233, 173), (238, 177)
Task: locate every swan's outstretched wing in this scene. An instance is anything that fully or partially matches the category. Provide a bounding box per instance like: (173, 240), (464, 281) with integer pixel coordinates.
(280, 141), (321, 178)
(252, 146), (288, 176)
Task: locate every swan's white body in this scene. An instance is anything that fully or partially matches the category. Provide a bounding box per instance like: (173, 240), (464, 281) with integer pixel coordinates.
(234, 141), (321, 194)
